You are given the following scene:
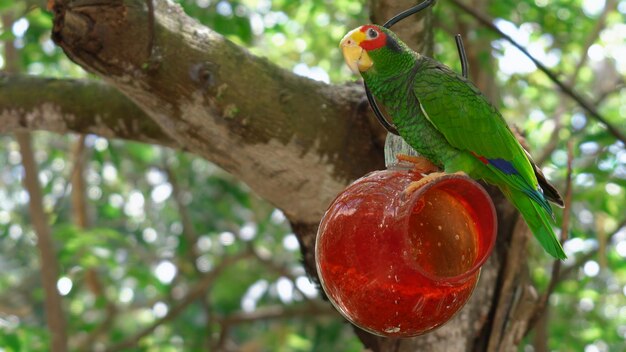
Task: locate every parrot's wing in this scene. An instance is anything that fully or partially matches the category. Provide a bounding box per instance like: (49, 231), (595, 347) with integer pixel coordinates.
(412, 61), (516, 161)
(412, 59), (551, 212)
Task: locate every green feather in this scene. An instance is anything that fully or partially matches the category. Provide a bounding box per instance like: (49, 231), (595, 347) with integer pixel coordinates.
(503, 187), (566, 259)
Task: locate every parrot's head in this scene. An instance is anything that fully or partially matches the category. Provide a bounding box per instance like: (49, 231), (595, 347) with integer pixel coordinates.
(340, 25), (407, 75)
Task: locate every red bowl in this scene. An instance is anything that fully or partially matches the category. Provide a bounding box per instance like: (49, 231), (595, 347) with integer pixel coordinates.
(316, 167), (496, 337)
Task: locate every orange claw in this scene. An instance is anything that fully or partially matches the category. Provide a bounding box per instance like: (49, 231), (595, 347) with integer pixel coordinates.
(396, 154), (440, 174)
(404, 172), (446, 196)
(404, 171), (467, 196)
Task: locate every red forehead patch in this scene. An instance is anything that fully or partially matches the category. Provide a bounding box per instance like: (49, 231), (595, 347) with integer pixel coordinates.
(359, 25), (387, 51)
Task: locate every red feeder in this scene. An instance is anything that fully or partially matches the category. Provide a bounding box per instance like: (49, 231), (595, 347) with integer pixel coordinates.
(316, 166), (496, 337)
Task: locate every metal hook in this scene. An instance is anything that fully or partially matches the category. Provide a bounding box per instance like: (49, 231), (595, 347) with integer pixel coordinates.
(365, 82), (399, 135)
(365, 0), (437, 136)
(455, 34), (469, 79)
(365, 0), (471, 136)
(383, 0), (437, 29)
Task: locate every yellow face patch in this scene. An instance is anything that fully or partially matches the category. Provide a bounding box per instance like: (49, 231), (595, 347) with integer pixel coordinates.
(340, 29), (373, 74)
(342, 28), (366, 44)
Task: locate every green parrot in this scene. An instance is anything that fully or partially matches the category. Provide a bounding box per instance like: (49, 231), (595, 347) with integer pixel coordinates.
(340, 25), (566, 259)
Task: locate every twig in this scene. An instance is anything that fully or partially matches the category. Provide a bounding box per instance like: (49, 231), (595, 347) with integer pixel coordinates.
(450, 0), (626, 145)
(67, 135), (120, 351)
(250, 246), (311, 300)
(570, 0), (616, 81)
(200, 299), (215, 350)
(16, 132), (69, 352)
(46, 135), (93, 222)
(70, 135), (88, 227)
(558, 216), (626, 281)
(105, 251), (253, 352)
(536, 0), (616, 165)
(215, 303), (337, 349)
(536, 82), (624, 165)
(525, 140), (574, 336)
(77, 269), (118, 351)
(3, 12), (68, 352)
(524, 217), (626, 344)
(597, 213), (608, 269)
(0, 304), (31, 317)
(486, 216), (529, 351)
(535, 107), (565, 166)
(219, 303), (337, 325)
(162, 159), (217, 348)
(561, 141), (574, 230)
(594, 80), (625, 104)
(146, 0), (155, 59)
(163, 162), (201, 265)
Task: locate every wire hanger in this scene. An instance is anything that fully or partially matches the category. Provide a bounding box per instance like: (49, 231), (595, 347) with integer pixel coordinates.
(366, 0), (469, 136)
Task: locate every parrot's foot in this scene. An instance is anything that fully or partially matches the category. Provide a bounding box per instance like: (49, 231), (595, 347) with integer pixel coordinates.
(404, 171), (468, 196)
(396, 154), (439, 174)
(404, 172), (446, 195)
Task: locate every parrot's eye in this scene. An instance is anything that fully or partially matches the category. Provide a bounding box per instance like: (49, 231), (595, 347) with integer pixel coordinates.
(367, 28), (378, 39)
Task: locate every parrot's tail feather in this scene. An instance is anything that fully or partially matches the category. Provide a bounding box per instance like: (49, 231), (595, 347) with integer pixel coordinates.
(522, 189), (554, 217)
(536, 171), (564, 207)
(483, 160), (555, 217)
(503, 187), (567, 260)
(525, 149), (564, 207)
(522, 188), (554, 218)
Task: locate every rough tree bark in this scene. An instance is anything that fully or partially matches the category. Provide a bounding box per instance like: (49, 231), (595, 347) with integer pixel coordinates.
(0, 75), (175, 146)
(0, 0), (546, 350)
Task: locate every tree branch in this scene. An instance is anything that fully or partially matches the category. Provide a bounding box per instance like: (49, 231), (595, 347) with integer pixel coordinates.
(163, 160), (217, 348)
(163, 162), (201, 265)
(49, 0), (384, 227)
(3, 11), (68, 352)
(250, 246), (311, 300)
(536, 0), (617, 166)
(485, 217), (531, 351)
(0, 74), (176, 147)
(525, 140), (575, 338)
(16, 132), (69, 352)
(450, 0), (626, 145)
(214, 303), (338, 350)
(105, 251), (253, 352)
(570, 0), (617, 81)
(65, 135), (121, 351)
(77, 269), (118, 351)
(70, 135), (89, 228)
(219, 303), (337, 325)
(558, 216), (626, 281)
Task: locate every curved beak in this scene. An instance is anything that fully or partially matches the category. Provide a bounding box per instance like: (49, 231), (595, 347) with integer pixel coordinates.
(340, 29), (373, 74)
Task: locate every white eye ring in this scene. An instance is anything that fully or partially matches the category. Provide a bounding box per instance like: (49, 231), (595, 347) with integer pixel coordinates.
(367, 28), (378, 39)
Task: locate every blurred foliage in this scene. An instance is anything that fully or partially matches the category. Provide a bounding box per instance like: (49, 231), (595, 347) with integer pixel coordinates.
(1, 0), (626, 351)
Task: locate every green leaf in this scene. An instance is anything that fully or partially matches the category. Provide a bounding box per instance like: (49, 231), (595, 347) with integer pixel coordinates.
(1, 332), (21, 351)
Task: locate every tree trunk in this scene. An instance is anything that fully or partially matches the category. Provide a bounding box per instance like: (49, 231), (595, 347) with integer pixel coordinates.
(0, 0), (544, 350)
